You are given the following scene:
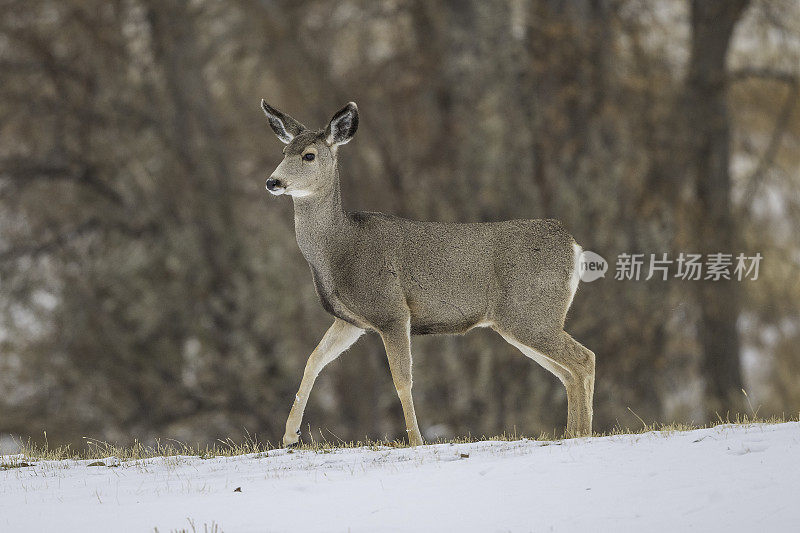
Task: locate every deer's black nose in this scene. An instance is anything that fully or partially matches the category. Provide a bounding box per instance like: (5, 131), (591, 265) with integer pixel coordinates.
(266, 178), (281, 191)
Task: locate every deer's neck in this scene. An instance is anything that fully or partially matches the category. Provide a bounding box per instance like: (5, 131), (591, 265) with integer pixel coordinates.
(292, 171), (349, 268)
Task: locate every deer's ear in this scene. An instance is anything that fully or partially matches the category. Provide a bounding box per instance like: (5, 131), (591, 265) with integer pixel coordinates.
(325, 102), (359, 147)
(261, 100), (305, 144)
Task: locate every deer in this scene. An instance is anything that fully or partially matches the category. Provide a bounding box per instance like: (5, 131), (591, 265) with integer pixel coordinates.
(261, 100), (595, 447)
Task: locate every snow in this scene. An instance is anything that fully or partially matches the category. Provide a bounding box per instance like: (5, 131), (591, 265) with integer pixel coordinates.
(2, 423), (799, 532)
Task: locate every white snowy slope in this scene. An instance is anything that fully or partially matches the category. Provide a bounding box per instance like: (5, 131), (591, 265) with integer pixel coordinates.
(1, 423), (799, 532)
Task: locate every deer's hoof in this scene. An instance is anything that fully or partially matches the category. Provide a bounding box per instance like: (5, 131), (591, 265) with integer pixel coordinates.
(282, 430), (301, 448)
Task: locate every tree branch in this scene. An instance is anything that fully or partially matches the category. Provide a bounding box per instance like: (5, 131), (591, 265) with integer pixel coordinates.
(0, 217), (160, 263)
(730, 67), (798, 85)
(0, 218), (101, 262)
(0, 157), (124, 205)
(730, 68), (799, 205)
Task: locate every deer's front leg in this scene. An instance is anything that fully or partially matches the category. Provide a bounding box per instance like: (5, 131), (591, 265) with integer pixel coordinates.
(379, 320), (424, 447)
(283, 318), (364, 446)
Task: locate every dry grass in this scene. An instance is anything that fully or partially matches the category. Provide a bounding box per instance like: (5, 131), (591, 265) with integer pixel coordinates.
(154, 518), (224, 533)
(1, 413), (795, 465)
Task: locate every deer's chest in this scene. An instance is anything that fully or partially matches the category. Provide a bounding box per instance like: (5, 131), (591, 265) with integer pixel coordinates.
(308, 263), (367, 328)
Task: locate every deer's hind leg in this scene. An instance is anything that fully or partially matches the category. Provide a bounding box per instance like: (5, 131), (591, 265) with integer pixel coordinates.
(494, 325), (595, 437)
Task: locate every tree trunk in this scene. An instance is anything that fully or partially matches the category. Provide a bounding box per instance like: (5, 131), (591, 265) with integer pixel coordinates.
(684, 0), (750, 415)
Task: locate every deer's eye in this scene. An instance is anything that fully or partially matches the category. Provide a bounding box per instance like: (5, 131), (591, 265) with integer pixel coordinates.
(302, 153), (315, 162)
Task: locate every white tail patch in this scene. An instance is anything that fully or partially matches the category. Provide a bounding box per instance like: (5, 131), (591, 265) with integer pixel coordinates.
(568, 243), (582, 309)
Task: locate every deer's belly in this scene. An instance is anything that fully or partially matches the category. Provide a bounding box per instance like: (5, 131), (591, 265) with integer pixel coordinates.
(406, 294), (488, 335)
(402, 268), (492, 335)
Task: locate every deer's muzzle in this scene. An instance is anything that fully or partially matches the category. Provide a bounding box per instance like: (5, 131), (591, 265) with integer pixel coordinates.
(266, 178), (285, 195)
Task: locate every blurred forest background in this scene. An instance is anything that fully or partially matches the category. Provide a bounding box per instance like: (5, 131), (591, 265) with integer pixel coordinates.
(1, 0), (799, 449)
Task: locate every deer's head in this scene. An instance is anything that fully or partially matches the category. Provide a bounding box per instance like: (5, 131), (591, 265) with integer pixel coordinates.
(261, 101), (358, 198)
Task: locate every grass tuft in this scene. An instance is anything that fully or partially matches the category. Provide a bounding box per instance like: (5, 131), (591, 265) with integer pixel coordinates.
(3, 413), (796, 464)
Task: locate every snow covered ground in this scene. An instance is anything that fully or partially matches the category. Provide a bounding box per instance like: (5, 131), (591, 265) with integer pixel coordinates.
(1, 422), (798, 532)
